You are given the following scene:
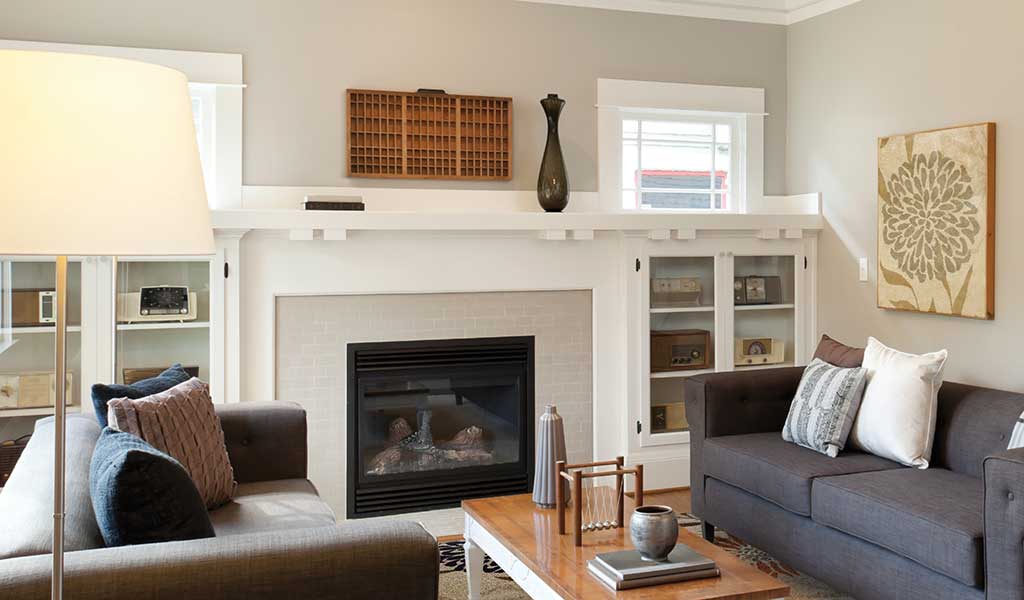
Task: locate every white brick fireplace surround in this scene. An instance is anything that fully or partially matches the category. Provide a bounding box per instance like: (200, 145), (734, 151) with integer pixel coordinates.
(276, 290), (594, 515)
(217, 191), (821, 520)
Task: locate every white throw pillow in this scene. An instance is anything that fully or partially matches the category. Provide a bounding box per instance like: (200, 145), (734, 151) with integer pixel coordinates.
(849, 337), (948, 468)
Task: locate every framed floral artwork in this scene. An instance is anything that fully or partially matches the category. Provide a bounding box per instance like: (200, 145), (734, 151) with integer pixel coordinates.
(877, 123), (995, 320)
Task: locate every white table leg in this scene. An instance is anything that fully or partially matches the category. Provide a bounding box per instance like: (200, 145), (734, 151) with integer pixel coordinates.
(465, 536), (484, 600)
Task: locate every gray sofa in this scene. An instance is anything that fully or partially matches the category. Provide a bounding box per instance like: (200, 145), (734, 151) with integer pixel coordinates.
(686, 367), (1024, 600)
(0, 402), (439, 600)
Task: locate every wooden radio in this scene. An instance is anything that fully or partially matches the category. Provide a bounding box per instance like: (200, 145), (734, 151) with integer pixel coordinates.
(650, 329), (711, 372)
(734, 276), (783, 305)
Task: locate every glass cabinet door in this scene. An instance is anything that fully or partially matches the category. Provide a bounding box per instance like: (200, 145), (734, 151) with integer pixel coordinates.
(114, 259), (211, 386)
(732, 254), (797, 370)
(645, 255), (717, 443)
(0, 258), (82, 475)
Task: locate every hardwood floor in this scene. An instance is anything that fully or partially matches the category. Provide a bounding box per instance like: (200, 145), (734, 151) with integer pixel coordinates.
(436, 488), (692, 544)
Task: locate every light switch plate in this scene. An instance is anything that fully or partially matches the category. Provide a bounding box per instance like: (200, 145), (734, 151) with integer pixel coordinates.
(859, 258), (869, 282)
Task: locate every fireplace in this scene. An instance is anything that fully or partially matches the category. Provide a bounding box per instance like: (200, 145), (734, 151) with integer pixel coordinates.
(347, 336), (535, 518)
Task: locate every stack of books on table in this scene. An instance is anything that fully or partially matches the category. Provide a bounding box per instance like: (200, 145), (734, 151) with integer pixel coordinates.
(587, 544), (720, 591)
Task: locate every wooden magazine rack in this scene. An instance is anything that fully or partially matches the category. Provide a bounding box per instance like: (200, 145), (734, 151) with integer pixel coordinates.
(556, 457), (644, 547)
(346, 89), (512, 180)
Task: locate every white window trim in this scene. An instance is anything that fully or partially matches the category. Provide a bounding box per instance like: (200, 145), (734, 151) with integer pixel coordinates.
(620, 111), (744, 213)
(0, 39), (244, 209)
(597, 78), (766, 214)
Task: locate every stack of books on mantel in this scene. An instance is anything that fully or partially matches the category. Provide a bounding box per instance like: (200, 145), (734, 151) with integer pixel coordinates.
(587, 545), (720, 591)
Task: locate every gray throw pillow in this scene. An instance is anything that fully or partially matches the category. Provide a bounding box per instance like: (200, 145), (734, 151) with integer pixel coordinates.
(783, 358), (868, 457)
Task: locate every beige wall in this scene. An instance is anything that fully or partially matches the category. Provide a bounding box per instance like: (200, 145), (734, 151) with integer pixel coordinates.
(787, 0), (1024, 389)
(0, 0), (787, 194)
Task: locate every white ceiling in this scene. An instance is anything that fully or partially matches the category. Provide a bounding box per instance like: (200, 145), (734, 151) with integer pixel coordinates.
(514, 0), (864, 25)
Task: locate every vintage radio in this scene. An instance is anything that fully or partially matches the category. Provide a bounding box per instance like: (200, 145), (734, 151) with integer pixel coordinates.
(651, 277), (702, 308)
(11, 289), (56, 327)
(122, 365), (200, 385)
(734, 337), (786, 366)
(651, 329), (711, 372)
(117, 286), (197, 323)
(0, 372), (74, 409)
(734, 276), (783, 305)
(652, 403), (688, 433)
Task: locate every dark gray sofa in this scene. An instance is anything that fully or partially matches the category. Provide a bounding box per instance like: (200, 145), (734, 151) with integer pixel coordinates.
(686, 367), (1024, 600)
(0, 402), (439, 600)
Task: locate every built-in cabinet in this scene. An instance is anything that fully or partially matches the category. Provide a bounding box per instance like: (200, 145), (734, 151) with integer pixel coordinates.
(626, 235), (815, 489)
(0, 256), (221, 438)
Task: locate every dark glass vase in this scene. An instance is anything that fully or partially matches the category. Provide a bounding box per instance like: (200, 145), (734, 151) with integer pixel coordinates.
(537, 94), (569, 212)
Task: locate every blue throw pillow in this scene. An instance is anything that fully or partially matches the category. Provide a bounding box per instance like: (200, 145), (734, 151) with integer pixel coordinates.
(91, 364), (191, 427)
(90, 428), (215, 547)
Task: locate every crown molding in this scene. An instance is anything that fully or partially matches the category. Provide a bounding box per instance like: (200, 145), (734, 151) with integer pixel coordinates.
(513, 0), (863, 25)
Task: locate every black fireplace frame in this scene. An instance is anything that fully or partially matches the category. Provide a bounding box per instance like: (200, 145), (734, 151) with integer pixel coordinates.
(346, 336), (535, 518)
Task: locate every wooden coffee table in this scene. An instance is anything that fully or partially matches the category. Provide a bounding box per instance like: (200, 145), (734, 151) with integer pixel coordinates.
(463, 493), (788, 599)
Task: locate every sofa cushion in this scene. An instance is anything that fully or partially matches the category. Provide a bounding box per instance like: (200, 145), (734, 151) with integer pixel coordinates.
(208, 479), (336, 537)
(90, 428), (215, 547)
(812, 468), (984, 587)
(704, 432), (902, 516)
(91, 363), (191, 427)
(108, 378), (236, 509)
(0, 414), (104, 558)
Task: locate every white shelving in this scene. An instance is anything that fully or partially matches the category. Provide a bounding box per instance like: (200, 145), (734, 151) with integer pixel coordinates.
(734, 303), (794, 311)
(650, 368), (715, 379)
(0, 405), (82, 418)
(650, 306), (715, 314)
(116, 321), (211, 332)
(10, 325), (83, 334)
(735, 361), (796, 371)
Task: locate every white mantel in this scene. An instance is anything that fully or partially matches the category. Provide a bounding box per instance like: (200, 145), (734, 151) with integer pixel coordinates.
(215, 192), (821, 499)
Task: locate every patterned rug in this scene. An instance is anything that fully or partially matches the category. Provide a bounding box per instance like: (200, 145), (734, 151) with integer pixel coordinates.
(438, 516), (852, 599)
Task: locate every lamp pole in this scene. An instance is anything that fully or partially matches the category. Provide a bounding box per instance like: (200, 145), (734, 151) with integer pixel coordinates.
(52, 255), (67, 600)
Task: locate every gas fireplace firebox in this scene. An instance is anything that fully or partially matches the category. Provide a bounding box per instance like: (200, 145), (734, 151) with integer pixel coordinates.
(347, 336), (535, 518)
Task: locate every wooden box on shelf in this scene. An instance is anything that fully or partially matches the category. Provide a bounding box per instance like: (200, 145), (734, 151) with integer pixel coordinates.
(0, 372), (73, 410)
(346, 89), (512, 180)
(123, 366), (200, 385)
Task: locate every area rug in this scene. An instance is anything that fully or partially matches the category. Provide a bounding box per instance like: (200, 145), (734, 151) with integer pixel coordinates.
(438, 517), (852, 599)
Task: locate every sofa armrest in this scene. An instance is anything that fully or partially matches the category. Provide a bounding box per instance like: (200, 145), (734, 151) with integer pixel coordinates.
(215, 401), (307, 483)
(0, 521), (438, 600)
(984, 447), (1024, 600)
(683, 367), (803, 518)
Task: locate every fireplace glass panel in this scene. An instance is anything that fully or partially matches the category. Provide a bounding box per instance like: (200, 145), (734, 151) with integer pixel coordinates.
(358, 367), (523, 478)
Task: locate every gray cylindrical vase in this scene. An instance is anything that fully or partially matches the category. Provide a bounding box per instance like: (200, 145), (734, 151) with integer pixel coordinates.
(533, 405), (569, 508)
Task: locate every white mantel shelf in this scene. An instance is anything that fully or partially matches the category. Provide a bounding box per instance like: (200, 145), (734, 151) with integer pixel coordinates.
(211, 209), (822, 240)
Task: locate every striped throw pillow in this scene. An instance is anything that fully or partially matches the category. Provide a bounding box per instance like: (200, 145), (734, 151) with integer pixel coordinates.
(1009, 413), (1024, 449)
(783, 359), (868, 457)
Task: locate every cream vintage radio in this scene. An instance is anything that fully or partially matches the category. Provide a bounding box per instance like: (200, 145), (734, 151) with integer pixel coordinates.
(117, 286), (197, 324)
(734, 337), (786, 366)
(651, 277), (702, 308)
(651, 329), (711, 372)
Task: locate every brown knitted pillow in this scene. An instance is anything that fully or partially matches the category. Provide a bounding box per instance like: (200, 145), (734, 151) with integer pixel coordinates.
(107, 378), (235, 509)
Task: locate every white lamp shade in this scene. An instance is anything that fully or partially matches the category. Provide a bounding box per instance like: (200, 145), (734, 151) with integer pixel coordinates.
(0, 50), (214, 256)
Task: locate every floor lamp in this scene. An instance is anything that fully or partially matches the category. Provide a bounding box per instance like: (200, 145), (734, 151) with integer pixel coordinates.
(0, 50), (214, 599)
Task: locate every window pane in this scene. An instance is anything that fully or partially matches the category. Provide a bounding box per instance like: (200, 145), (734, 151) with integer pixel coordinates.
(715, 193), (727, 209)
(715, 142), (730, 190)
(641, 191), (712, 210)
(623, 119), (638, 139)
(715, 124), (731, 142)
(642, 121), (712, 143)
(622, 140), (639, 189)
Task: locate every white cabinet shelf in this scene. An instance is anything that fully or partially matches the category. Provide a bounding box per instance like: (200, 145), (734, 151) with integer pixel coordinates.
(10, 325), (83, 334)
(650, 368), (715, 379)
(0, 405), (82, 418)
(734, 303), (794, 311)
(735, 361), (796, 371)
(116, 321), (211, 332)
(650, 306), (715, 314)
